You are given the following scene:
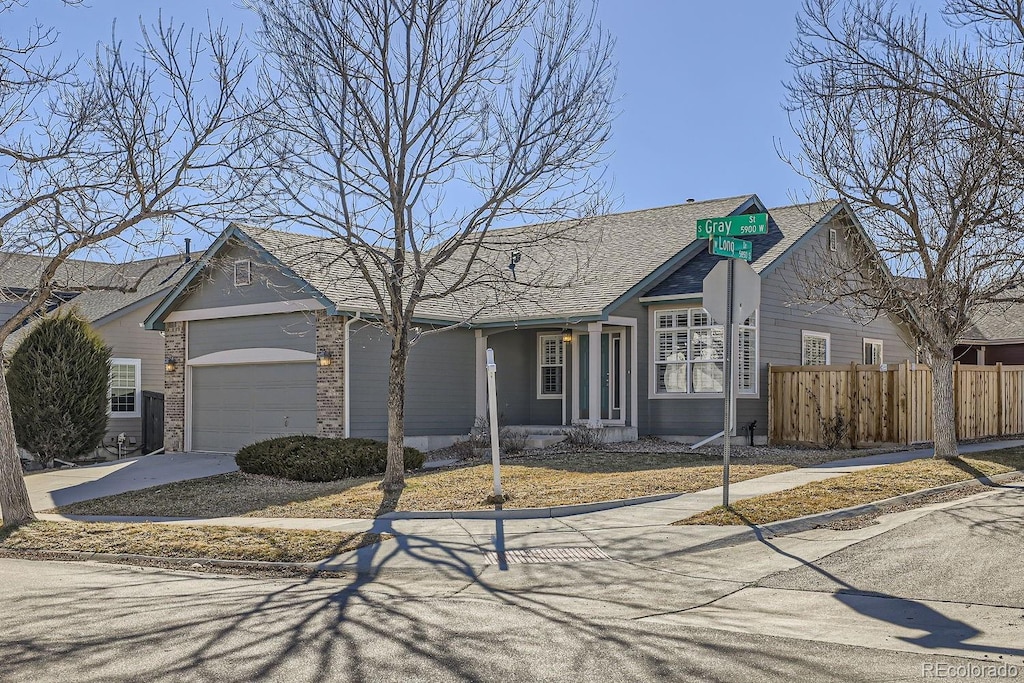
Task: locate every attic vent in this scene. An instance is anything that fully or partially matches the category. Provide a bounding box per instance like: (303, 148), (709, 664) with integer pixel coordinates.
(828, 228), (838, 252)
(234, 259), (252, 287)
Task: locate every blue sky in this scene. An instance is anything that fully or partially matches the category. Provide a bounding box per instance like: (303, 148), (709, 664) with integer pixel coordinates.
(24, 0), (808, 214)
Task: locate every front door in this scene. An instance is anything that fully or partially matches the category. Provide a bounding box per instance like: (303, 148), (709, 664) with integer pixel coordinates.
(578, 330), (625, 423)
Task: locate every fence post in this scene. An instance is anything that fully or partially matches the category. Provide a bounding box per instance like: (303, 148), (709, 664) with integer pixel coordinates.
(849, 361), (860, 448)
(997, 362), (1004, 437)
(897, 360), (905, 446)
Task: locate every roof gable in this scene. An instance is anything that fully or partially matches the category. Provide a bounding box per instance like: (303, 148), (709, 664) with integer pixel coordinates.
(638, 201), (840, 300)
(144, 225), (337, 330)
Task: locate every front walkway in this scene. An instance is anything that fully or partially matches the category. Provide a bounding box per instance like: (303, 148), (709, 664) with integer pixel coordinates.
(35, 439), (1024, 576)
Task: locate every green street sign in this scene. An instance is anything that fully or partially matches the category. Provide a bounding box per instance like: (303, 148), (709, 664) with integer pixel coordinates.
(696, 213), (768, 239)
(711, 235), (753, 261)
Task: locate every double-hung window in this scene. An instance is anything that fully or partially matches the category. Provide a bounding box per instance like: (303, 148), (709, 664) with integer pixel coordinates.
(109, 358), (142, 418)
(653, 308), (757, 395)
(537, 334), (564, 398)
(863, 338), (883, 365)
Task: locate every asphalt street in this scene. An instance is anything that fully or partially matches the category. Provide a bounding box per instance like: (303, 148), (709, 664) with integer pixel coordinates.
(3, 484), (1023, 682)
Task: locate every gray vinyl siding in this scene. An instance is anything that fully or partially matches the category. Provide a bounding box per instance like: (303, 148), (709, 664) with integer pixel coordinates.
(187, 312), (316, 359)
(176, 242), (316, 311)
(348, 323), (475, 438)
(757, 225), (915, 370)
(95, 299), (165, 454)
(609, 220), (915, 439)
(485, 329), (565, 425)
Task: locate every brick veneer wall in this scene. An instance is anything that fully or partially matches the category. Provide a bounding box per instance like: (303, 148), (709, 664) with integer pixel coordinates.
(316, 311), (345, 437)
(163, 321), (186, 452)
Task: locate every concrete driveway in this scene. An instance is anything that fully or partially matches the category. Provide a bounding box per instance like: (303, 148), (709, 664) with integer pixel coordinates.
(25, 452), (238, 511)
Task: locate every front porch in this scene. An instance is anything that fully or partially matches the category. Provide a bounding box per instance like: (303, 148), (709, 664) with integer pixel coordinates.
(473, 317), (640, 442)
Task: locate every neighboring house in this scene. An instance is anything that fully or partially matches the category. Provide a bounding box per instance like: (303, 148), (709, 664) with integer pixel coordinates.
(1, 251), (194, 459)
(955, 303), (1024, 365)
(143, 194), (918, 453)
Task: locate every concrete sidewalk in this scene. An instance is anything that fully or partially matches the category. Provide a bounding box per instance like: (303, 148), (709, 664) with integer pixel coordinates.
(36, 439), (1024, 577)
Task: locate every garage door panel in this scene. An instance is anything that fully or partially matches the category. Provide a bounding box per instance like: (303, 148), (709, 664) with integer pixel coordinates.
(191, 363), (316, 452)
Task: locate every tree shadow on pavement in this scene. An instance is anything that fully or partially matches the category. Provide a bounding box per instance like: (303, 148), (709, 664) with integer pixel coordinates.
(0, 521), (932, 683)
(727, 506), (1024, 660)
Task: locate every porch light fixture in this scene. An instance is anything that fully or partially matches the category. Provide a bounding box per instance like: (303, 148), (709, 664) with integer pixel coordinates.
(164, 357), (177, 372)
(317, 350), (333, 367)
(561, 331), (573, 344)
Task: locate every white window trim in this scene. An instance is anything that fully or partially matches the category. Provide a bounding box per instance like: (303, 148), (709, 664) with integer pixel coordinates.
(828, 228), (838, 252)
(647, 306), (759, 399)
(109, 357), (142, 419)
(536, 333), (565, 399)
(234, 259), (252, 287)
(863, 338), (884, 365)
(801, 330), (831, 366)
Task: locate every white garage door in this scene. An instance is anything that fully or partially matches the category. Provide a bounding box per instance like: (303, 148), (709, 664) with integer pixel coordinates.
(191, 363), (317, 453)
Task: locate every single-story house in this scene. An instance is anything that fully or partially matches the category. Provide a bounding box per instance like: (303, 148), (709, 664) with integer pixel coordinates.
(143, 194), (918, 453)
(955, 301), (1024, 365)
(1, 250), (195, 458)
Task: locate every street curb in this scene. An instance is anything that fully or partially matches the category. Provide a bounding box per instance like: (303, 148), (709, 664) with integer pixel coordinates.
(377, 492), (682, 520)
(0, 548), (345, 573)
(754, 468), (1024, 537)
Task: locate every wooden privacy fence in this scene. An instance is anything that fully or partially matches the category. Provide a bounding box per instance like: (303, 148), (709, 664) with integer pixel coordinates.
(768, 362), (1024, 446)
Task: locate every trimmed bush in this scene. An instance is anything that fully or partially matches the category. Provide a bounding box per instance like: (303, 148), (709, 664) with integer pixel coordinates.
(7, 310), (112, 467)
(235, 435), (425, 482)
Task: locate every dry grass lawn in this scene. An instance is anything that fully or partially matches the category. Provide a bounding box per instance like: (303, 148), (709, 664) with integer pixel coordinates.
(677, 448), (1024, 526)
(53, 452), (793, 519)
(0, 521), (386, 562)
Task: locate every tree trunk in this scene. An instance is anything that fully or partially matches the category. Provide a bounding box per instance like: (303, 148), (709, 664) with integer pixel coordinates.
(380, 330), (410, 493)
(0, 361), (36, 526)
(930, 352), (959, 460)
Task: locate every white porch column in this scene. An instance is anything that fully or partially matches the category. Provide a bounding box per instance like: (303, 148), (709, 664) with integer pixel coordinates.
(588, 321), (602, 427)
(475, 330), (488, 421)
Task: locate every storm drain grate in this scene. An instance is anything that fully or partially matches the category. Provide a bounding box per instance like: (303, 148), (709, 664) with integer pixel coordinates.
(482, 547), (611, 565)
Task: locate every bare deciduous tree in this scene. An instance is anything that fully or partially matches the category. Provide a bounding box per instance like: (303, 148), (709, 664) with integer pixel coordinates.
(0, 7), (257, 525)
(246, 0), (616, 491)
(785, 0), (1024, 459)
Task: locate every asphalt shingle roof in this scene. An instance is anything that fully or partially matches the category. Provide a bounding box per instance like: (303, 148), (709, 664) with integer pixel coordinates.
(239, 195), (760, 324)
(233, 196), (838, 325)
(1, 252), (192, 351)
(961, 300), (1024, 342)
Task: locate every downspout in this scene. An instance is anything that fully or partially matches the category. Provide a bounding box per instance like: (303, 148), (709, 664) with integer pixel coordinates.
(343, 312), (362, 438)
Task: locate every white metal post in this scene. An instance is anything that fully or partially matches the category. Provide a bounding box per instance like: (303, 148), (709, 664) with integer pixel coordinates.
(723, 259), (734, 508)
(486, 348), (503, 499)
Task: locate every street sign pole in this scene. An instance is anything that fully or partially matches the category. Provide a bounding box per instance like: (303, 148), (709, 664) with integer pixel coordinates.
(723, 260), (733, 508)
